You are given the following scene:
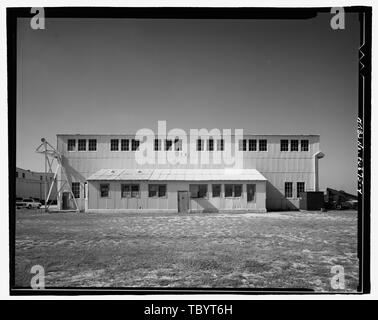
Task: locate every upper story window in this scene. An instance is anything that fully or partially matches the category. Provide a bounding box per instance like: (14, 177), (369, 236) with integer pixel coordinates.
(121, 139), (129, 151)
(301, 140), (309, 151)
(174, 139), (182, 151)
(207, 139), (214, 151)
(165, 139), (173, 151)
(78, 139), (87, 151)
(239, 139), (247, 151)
(290, 140), (299, 151)
(110, 139), (119, 151)
(154, 139), (161, 151)
(131, 139), (140, 151)
(280, 140), (289, 151)
(67, 139), (76, 151)
(88, 139), (97, 151)
(248, 139), (257, 151)
(259, 139), (267, 151)
(217, 139), (224, 151)
(197, 139), (204, 151)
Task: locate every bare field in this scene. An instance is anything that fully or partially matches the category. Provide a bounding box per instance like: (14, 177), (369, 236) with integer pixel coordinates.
(14, 209), (358, 292)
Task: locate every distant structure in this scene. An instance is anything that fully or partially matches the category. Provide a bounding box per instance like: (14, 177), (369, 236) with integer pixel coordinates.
(55, 133), (324, 213)
(16, 167), (57, 202)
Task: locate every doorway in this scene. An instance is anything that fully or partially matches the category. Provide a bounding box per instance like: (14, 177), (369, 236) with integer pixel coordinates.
(62, 192), (70, 210)
(178, 191), (189, 213)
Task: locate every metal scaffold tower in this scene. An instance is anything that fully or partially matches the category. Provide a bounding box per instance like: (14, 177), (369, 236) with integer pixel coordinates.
(36, 138), (79, 212)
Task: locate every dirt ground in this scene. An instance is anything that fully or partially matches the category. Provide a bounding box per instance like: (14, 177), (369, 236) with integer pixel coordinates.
(14, 209), (358, 292)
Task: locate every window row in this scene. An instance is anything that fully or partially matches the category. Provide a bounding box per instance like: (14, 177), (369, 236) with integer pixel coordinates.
(98, 184), (168, 198)
(68, 139), (97, 151)
(190, 184), (256, 202)
(67, 138), (308, 153)
(284, 182), (306, 198)
(280, 140), (309, 152)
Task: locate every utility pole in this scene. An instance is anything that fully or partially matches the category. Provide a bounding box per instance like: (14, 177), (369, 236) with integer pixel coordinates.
(44, 138), (48, 212)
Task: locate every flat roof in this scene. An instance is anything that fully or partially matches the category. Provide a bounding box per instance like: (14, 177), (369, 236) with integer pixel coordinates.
(87, 168), (267, 181)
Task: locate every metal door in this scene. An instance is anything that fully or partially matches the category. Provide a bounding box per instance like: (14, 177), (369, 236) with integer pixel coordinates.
(178, 191), (189, 213)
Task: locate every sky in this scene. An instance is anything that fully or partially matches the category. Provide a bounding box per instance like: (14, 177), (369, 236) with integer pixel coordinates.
(16, 13), (360, 194)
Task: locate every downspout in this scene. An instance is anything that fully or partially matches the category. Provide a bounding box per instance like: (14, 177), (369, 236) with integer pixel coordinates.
(313, 151), (325, 191)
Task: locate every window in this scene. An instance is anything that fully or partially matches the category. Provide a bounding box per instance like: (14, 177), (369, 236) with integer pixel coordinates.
(121, 139), (129, 151)
(110, 139), (119, 151)
(78, 139), (86, 151)
(280, 140), (289, 151)
(259, 139), (267, 151)
(22, 173), (25, 179)
(149, 184), (167, 197)
(239, 139), (247, 151)
(197, 139), (204, 151)
(121, 184), (140, 198)
(40, 176), (43, 181)
(72, 182), (80, 198)
(100, 184), (109, 197)
(131, 184), (140, 197)
(67, 139), (76, 151)
(247, 184), (256, 202)
(217, 139), (224, 151)
(89, 139), (97, 151)
(208, 139), (214, 151)
(16, 172), (18, 178)
(154, 139), (161, 151)
(291, 140), (299, 151)
(249, 139), (257, 151)
(297, 182), (305, 198)
(131, 139), (140, 151)
(174, 139), (182, 151)
(301, 140), (309, 151)
(225, 184), (242, 197)
(165, 139), (173, 151)
(190, 184), (208, 198)
(121, 184), (130, 198)
(212, 184), (221, 197)
(285, 182), (293, 198)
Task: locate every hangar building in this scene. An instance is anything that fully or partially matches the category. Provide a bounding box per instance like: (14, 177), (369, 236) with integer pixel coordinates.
(56, 133), (324, 213)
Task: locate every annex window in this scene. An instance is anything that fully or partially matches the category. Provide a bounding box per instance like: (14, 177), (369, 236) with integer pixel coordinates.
(148, 184), (167, 198)
(67, 139), (76, 151)
(190, 184), (208, 198)
(78, 139), (87, 151)
(247, 184), (256, 202)
(121, 184), (140, 198)
(100, 184), (109, 198)
(197, 139), (204, 151)
(297, 182), (305, 198)
(259, 139), (267, 151)
(208, 139), (214, 151)
(301, 140), (309, 151)
(121, 139), (129, 151)
(110, 139), (119, 151)
(165, 139), (173, 151)
(212, 184), (221, 197)
(239, 139), (247, 151)
(72, 182), (80, 198)
(217, 139), (224, 151)
(154, 139), (161, 151)
(249, 139), (257, 151)
(88, 139), (97, 151)
(174, 139), (182, 151)
(285, 182), (293, 198)
(225, 184), (243, 197)
(291, 140), (299, 151)
(22, 173), (25, 178)
(280, 140), (289, 151)
(131, 139), (140, 151)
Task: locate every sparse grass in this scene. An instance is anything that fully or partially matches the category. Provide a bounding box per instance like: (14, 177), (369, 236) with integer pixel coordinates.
(14, 209), (358, 291)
